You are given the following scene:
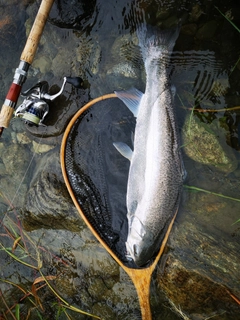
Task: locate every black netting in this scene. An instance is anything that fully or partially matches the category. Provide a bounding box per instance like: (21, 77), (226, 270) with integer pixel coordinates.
(64, 97), (141, 268)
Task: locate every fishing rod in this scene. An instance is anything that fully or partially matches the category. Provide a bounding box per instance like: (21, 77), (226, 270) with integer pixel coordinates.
(0, 0), (55, 137)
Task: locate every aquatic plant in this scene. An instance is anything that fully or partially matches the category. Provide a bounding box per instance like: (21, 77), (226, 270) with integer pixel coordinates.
(184, 185), (240, 203)
(0, 208), (101, 319)
(215, 7), (240, 73)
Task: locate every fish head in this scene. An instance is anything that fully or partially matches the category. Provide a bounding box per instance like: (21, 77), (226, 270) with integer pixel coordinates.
(125, 216), (154, 267)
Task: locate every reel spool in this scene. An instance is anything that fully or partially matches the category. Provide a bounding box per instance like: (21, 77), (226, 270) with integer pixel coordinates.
(15, 77), (83, 126)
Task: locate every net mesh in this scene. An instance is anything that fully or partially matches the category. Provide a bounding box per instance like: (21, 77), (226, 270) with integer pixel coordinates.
(64, 97), (141, 268)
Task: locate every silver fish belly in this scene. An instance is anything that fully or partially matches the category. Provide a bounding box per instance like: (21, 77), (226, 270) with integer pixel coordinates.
(114, 25), (185, 267)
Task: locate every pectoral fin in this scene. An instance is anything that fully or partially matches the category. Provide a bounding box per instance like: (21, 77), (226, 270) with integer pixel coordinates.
(113, 142), (133, 161)
(114, 88), (143, 117)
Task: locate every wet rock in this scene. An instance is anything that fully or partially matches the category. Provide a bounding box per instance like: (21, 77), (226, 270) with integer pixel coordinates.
(107, 62), (140, 79)
(32, 56), (52, 74)
(49, 0), (96, 29)
(73, 244), (120, 277)
(32, 140), (55, 154)
(51, 47), (74, 77)
(92, 302), (116, 320)
(88, 277), (108, 300)
(189, 4), (203, 23)
(181, 23), (198, 36)
(0, 175), (28, 208)
(196, 21), (219, 40)
(75, 39), (101, 75)
(21, 150), (82, 231)
(103, 33), (143, 91)
(111, 33), (138, 60)
(210, 78), (229, 97)
(109, 33), (140, 78)
(0, 12), (18, 53)
(155, 167), (240, 320)
(182, 114), (238, 173)
(156, 9), (170, 21)
(157, 222), (240, 319)
(11, 119), (26, 133)
(106, 281), (138, 308)
(1, 143), (33, 179)
(0, 162), (5, 176)
(0, 217), (122, 318)
(16, 132), (32, 145)
(10, 132), (17, 144)
(162, 15), (179, 29)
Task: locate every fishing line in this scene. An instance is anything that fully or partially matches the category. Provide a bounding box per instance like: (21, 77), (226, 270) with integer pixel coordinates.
(5, 129), (47, 212)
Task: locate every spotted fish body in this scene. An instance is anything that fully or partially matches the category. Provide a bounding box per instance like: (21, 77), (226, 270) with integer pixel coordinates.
(114, 25), (185, 267)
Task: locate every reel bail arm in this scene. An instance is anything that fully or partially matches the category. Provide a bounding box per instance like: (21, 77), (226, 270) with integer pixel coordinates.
(15, 76), (83, 126)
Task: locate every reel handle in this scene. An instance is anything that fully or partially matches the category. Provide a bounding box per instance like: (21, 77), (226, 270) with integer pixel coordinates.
(66, 77), (84, 88)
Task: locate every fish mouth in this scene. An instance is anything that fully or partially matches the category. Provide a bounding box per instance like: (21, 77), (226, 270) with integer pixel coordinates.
(125, 251), (133, 261)
(125, 239), (153, 267)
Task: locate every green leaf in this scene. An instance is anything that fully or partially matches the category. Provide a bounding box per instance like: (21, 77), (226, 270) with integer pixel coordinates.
(15, 304), (20, 320)
(215, 7), (240, 33)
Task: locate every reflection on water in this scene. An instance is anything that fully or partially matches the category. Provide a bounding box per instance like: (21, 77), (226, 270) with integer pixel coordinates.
(0, 0), (240, 319)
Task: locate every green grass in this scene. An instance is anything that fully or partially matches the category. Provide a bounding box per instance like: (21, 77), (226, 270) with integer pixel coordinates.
(215, 6), (240, 73)
(0, 211), (101, 319)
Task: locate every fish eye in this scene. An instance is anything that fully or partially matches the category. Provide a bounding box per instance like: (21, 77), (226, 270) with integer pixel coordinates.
(133, 244), (138, 256)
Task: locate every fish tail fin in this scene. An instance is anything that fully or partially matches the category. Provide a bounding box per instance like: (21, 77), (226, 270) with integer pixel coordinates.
(137, 24), (180, 61)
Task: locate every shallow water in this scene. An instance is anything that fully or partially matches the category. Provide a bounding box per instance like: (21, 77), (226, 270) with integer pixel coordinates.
(0, 0), (240, 319)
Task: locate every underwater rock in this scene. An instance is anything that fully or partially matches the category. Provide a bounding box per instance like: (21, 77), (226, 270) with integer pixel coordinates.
(75, 39), (102, 75)
(32, 56), (52, 74)
(48, 0), (96, 29)
(0, 162), (5, 176)
(108, 33), (141, 79)
(182, 114), (238, 173)
(107, 62), (140, 79)
(0, 9), (21, 54)
(196, 20), (219, 40)
(21, 150), (82, 231)
(210, 78), (229, 97)
(110, 33), (138, 60)
(32, 140), (55, 154)
(16, 132), (32, 145)
(0, 176), (28, 208)
(189, 4), (203, 23)
(1, 143), (33, 179)
(155, 164), (240, 319)
(92, 303), (116, 320)
(51, 47), (74, 77)
(157, 220), (240, 319)
(181, 23), (197, 36)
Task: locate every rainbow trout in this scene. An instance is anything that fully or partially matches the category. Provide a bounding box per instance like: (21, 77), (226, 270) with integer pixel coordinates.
(114, 25), (185, 267)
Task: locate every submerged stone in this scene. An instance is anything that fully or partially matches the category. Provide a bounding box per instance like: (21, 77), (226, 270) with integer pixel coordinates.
(196, 21), (219, 40)
(1, 143), (33, 179)
(32, 140), (55, 154)
(155, 166), (240, 319)
(21, 150), (82, 231)
(182, 114), (238, 173)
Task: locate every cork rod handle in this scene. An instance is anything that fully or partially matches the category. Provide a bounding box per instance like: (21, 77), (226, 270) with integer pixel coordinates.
(21, 0), (54, 64)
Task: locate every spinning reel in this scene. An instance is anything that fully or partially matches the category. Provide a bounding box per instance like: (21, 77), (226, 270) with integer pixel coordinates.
(15, 77), (83, 126)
